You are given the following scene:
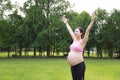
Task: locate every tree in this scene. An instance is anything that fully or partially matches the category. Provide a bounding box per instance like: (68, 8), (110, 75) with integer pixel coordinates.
(94, 8), (108, 58)
(103, 9), (120, 58)
(0, 0), (13, 57)
(21, 0), (70, 57)
(8, 10), (23, 57)
(0, 0), (13, 19)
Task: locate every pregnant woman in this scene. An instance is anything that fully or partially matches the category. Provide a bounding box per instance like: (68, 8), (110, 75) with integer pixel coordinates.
(62, 13), (95, 80)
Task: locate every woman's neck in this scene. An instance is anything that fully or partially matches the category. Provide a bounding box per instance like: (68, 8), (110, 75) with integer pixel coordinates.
(76, 37), (81, 41)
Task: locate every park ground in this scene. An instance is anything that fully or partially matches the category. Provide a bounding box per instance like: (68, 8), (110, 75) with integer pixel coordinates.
(0, 58), (120, 80)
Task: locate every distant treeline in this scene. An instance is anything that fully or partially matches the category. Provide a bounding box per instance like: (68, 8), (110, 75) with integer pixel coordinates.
(0, 0), (120, 58)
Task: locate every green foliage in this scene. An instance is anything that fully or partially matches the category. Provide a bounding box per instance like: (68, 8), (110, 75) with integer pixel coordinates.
(0, 0), (13, 19)
(0, 20), (10, 48)
(0, 0), (120, 58)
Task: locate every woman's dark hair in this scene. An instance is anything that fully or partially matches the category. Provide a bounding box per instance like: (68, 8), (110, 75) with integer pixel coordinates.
(76, 27), (84, 34)
(76, 27), (84, 38)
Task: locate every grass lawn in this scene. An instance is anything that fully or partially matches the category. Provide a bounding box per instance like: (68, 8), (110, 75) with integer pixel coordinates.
(0, 58), (120, 80)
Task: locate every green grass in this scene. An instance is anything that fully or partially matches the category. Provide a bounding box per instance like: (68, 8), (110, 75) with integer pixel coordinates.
(0, 58), (120, 80)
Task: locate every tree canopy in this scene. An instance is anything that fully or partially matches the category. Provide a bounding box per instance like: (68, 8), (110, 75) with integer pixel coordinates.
(0, 0), (120, 58)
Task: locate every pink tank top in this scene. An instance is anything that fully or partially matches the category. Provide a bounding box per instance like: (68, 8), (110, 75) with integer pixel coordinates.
(70, 40), (83, 53)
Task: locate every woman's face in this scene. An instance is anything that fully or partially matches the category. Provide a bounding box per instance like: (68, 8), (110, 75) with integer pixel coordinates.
(74, 28), (82, 37)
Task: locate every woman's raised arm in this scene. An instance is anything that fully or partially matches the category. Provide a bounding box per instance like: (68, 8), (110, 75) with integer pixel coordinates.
(62, 16), (75, 40)
(81, 12), (96, 48)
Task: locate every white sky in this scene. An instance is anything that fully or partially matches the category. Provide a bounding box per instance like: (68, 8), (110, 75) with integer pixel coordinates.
(11, 0), (120, 14)
(67, 0), (120, 14)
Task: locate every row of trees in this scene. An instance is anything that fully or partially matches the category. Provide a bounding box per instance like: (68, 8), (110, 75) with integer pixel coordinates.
(0, 0), (120, 58)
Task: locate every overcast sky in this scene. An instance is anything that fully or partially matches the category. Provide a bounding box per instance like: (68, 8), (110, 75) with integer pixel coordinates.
(67, 0), (120, 14)
(11, 0), (120, 14)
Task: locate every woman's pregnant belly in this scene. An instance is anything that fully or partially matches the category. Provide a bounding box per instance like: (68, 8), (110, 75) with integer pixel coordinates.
(67, 51), (83, 66)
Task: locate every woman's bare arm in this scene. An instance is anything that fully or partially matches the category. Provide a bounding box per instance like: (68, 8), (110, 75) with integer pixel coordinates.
(62, 16), (75, 40)
(81, 13), (96, 48)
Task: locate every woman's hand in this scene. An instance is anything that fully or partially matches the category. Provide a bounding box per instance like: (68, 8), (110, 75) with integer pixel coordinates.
(91, 12), (96, 22)
(61, 15), (68, 24)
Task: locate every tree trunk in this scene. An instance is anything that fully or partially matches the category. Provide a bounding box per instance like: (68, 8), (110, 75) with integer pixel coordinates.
(34, 47), (36, 57)
(118, 49), (120, 58)
(7, 47), (10, 58)
(97, 46), (102, 58)
(83, 50), (85, 57)
(19, 41), (22, 57)
(47, 44), (50, 57)
(87, 48), (90, 57)
(99, 49), (102, 58)
(109, 48), (113, 58)
(19, 47), (22, 57)
(38, 47), (42, 56)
